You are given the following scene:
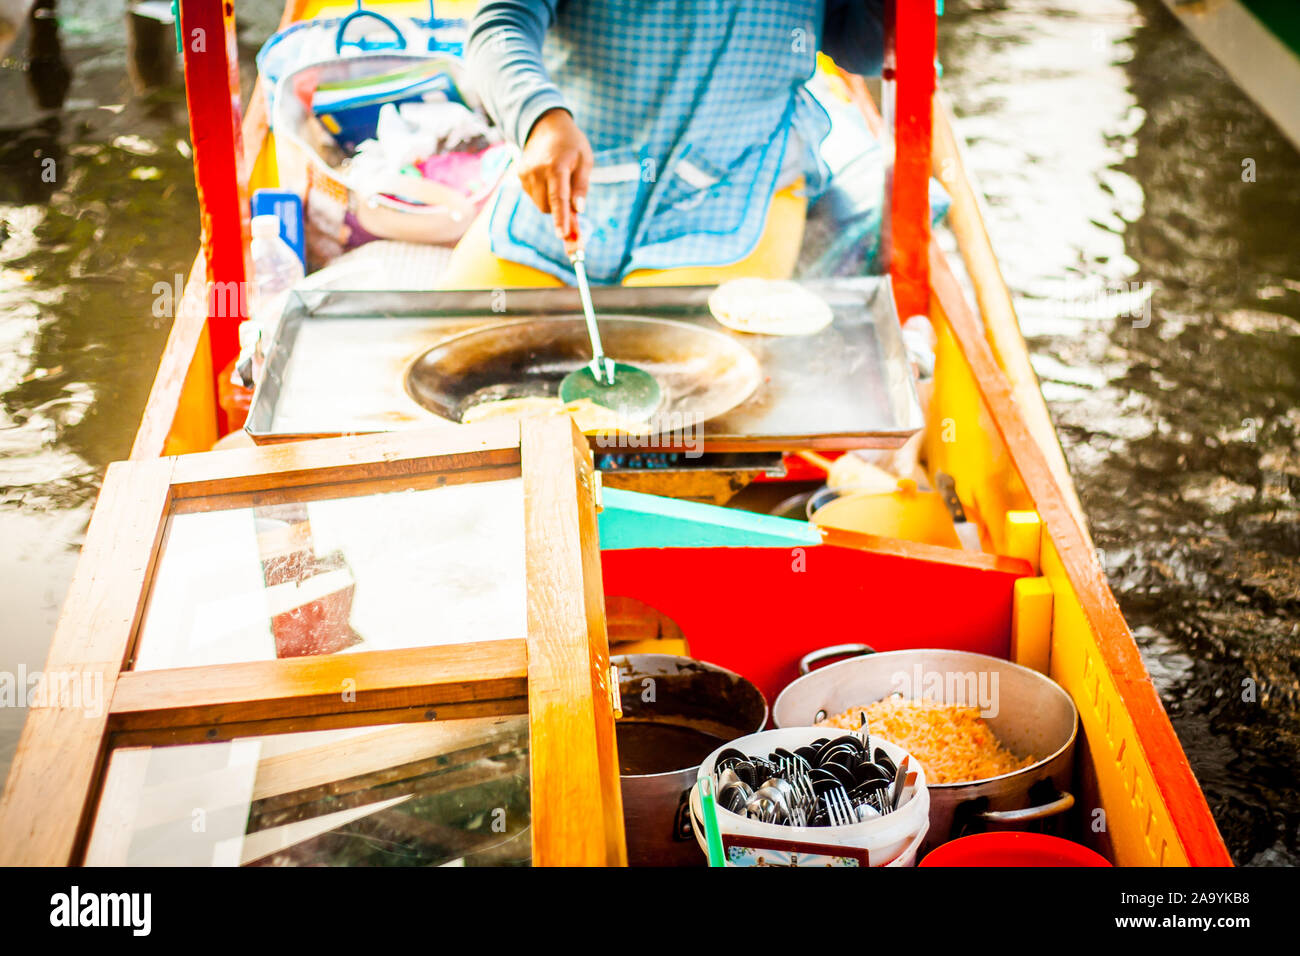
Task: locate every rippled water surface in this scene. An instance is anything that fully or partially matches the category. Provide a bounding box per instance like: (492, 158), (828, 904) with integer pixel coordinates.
(0, 0), (278, 777)
(0, 1), (1296, 863)
(940, 0), (1300, 865)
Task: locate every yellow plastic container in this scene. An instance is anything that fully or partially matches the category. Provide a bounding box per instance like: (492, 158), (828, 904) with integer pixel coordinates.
(811, 478), (965, 549)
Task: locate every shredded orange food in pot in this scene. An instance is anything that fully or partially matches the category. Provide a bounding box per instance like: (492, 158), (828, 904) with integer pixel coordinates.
(818, 696), (1035, 784)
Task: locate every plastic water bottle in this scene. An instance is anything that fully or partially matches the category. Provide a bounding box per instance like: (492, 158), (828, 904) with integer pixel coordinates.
(250, 213), (304, 312)
(242, 214), (304, 383)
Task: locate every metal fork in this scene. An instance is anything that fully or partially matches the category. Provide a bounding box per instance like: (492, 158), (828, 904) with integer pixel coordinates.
(870, 787), (890, 815)
(777, 756), (816, 817)
(823, 787), (856, 827)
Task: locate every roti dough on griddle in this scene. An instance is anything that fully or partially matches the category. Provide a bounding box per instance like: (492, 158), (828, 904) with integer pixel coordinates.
(708, 278), (833, 336)
(461, 396), (652, 434)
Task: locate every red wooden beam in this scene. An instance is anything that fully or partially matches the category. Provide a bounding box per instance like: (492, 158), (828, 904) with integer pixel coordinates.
(882, 0), (936, 322)
(179, 0), (250, 432)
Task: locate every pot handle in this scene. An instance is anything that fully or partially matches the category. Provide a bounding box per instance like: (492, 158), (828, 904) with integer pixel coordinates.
(977, 790), (1075, 823)
(798, 643), (876, 676)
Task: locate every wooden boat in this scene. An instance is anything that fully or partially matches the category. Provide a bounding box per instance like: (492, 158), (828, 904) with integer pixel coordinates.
(1159, 0), (1300, 151)
(0, 0), (1232, 867)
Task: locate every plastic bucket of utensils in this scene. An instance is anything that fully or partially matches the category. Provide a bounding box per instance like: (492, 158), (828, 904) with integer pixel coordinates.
(689, 727), (929, 867)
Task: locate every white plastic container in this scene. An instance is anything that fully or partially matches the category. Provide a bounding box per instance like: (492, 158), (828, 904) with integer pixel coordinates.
(689, 727), (929, 867)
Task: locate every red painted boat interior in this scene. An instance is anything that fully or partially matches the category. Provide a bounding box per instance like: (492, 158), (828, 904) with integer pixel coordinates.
(601, 543), (1031, 704)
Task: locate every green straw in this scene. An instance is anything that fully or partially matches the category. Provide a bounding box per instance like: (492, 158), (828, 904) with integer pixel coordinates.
(698, 776), (726, 867)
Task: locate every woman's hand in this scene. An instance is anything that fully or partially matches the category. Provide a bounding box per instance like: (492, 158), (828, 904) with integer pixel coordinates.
(518, 107), (593, 245)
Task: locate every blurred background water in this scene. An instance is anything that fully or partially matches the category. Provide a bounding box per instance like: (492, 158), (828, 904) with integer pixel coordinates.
(0, 0), (1295, 863)
(939, 0), (1300, 865)
(0, 0), (278, 798)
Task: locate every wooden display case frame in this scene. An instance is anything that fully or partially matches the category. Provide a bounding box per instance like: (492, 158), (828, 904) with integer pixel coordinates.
(0, 416), (626, 867)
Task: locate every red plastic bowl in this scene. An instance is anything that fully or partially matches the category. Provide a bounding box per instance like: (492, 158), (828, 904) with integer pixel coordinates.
(920, 832), (1112, 867)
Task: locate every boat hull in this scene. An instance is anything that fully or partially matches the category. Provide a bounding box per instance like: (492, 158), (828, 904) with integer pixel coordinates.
(1161, 0), (1300, 150)
(120, 0), (1230, 866)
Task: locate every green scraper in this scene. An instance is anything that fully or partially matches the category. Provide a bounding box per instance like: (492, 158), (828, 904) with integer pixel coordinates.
(558, 244), (662, 420)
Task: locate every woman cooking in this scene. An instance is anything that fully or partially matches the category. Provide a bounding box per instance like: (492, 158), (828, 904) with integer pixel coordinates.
(439, 0), (886, 289)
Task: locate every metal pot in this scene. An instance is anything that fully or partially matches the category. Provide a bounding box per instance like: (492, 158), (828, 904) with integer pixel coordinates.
(612, 654), (767, 867)
(772, 646), (1077, 850)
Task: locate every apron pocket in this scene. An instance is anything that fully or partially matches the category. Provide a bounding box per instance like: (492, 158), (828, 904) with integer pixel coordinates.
(640, 136), (780, 250)
(581, 145), (647, 281)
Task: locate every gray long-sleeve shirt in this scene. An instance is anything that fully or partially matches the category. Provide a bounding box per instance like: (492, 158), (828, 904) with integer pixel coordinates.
(467, 1), (885, 283)
(467, 0), (884, 151)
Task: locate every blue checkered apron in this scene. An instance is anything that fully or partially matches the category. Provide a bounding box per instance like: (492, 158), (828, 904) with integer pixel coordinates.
(487, 0), (831, 284)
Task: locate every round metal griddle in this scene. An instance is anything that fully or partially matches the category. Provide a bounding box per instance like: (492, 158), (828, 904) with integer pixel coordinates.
(405, 316), (762, 425)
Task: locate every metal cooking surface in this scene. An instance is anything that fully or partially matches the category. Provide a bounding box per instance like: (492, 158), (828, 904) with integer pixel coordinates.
(405, 316), (761, 424)
(248, 281), (923, 451)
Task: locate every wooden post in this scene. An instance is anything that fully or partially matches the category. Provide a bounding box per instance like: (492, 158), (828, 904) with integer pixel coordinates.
(179, 0), (250, 432)
(521, 417), (627, 866)
(881, 0), (936, 321)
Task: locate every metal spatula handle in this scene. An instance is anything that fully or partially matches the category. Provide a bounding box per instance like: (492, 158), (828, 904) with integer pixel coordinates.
(569, 249), (614, 385)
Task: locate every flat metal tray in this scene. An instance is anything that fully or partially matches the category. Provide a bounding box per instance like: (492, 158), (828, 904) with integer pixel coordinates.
(246, 279), (923, 452)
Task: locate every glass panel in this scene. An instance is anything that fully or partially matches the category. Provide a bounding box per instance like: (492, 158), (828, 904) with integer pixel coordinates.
(133, 477), (525, 670)
(85, 715), (531, 867)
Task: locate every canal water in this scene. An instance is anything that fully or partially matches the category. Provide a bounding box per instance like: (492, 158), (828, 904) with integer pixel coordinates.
(0, 1), (1295, 863)
(939, 0), (1300, 865)
(0, 0), (275, 797)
